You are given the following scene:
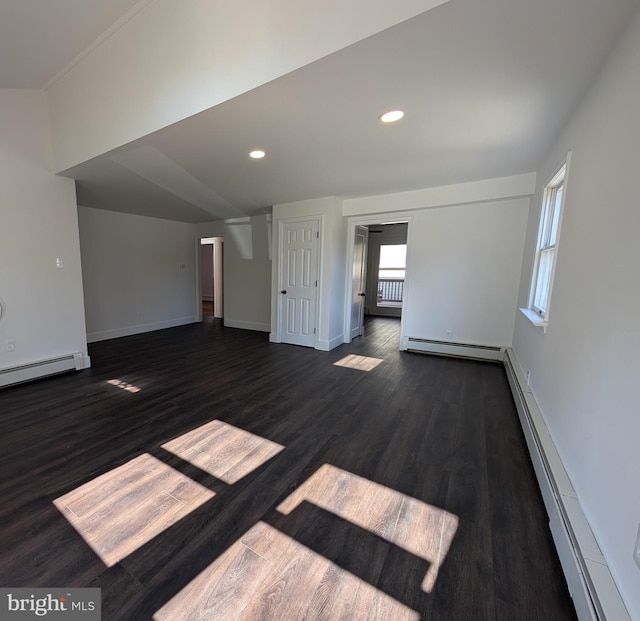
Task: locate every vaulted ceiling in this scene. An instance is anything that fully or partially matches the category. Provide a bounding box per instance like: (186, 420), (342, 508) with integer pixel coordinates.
(0, 0), (146, 89)
(2, 0), (639, 222)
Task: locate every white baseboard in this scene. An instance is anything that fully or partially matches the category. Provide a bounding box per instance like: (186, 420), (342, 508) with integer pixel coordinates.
(403, 336), (504, 361)
(317, 334), (344, 352)
(503, 348), (630, 621)
(224, 320), (270, 332)
(0, 352), (90, 388)
(268, 332), (342, 350)
(87, 316), (196, 343)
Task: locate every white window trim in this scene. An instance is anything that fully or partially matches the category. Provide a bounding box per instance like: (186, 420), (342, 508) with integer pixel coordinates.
(519, 306), (548, 332)
(520, 152), (571, 332)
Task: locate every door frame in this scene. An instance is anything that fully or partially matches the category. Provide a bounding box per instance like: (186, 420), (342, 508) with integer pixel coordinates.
(194, 235), (224, 322)
(366, 225), (407, 318)
(343, 212), (414, 346)
(273, 215), (322, 348)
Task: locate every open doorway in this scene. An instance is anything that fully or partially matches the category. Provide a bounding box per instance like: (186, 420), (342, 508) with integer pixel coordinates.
(200, 237), (223, 320)
(344, 215), (411, 346)
(365, 223), (408, 318)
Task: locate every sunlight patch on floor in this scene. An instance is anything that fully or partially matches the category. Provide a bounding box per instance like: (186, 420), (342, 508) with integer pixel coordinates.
(153, 521), (419, 621)
(277, 464), (458, 592)
(161, 419), (284, 485)
(54, 453), (215, 567)
(106, 378), (141, 393)
(333, 354), (384, 372)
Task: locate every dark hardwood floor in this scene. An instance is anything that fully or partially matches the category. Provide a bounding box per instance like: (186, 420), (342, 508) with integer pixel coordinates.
(0, 317), (576, 620)
(202, 300), (214, 317)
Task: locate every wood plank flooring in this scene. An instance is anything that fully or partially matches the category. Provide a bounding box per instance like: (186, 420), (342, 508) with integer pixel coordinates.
(202, 301), (214, 316)
(0, 317), (576, 620)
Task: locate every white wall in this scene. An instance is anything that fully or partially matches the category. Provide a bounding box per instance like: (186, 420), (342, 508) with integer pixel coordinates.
(0, 89), (89, 370)
(344, 178), (532, 349)
(343, 172), (536, 216)
(324, 201), (348, 349)
(403, 200), (529, 347)
(197, 215), (272, 332)
(271, 197), (347, 350)
(46, 0), (448, 173)
(78, 206), (197, 342)
(512, 7), (640, 617)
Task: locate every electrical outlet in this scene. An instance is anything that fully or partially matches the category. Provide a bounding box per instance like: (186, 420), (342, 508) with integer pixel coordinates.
(634, 524), (640, 570)
(6, 338), (15, 352)
(55, 258), (64, 269)
(445, 330), (453, 340)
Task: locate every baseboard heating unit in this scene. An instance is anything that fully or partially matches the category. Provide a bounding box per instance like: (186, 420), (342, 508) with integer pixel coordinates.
(0, 352), (84, 389)
(503, 348), (630, 621)
(405, 337), (503, 361)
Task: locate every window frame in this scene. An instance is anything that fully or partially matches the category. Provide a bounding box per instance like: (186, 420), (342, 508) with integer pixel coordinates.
(528, 155), (570, 325)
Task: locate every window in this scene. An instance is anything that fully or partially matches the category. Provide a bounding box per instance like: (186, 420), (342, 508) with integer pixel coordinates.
(377, 244), (406, 307)
(378, 244), (406, 279)
(529, 159), (568, 322)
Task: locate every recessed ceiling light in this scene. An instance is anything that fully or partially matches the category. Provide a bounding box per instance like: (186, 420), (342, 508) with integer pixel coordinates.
(380, 110), (404, 123)
(249, 150), (266, 159)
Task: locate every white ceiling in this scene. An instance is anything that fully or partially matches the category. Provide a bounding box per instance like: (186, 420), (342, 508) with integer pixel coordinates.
(0, 0), (147, 88)
(4, 0), (640, 223)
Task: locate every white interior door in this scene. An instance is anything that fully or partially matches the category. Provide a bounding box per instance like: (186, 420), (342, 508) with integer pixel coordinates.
(351, 225), (368, 338)
(279, 218), (319, 347)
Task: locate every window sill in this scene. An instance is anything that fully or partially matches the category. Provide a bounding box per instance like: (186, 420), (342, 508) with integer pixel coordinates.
(519, 308), (548, 333)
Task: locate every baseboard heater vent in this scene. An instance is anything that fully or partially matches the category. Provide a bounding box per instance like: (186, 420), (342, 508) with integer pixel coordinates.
(0, 353), (84, 389)
(503, 348), (630, 621)
(406, 337), (503, 361)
